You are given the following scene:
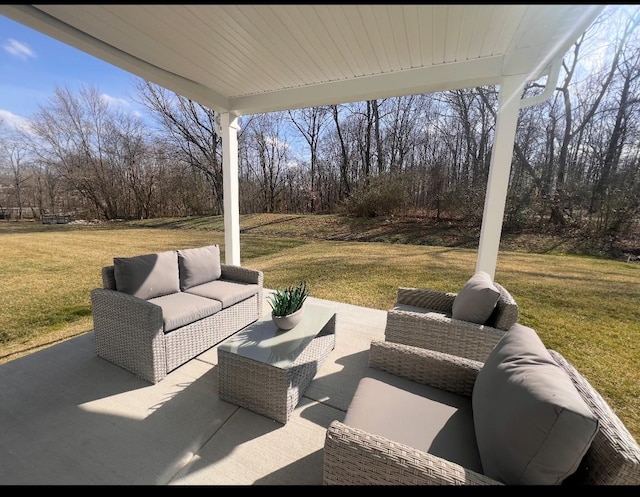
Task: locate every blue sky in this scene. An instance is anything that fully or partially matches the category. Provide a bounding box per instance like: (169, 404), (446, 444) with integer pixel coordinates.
(0, 14), (145, 129)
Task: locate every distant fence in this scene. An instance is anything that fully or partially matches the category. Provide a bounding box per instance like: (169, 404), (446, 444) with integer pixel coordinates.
(41, 214), (73, 225)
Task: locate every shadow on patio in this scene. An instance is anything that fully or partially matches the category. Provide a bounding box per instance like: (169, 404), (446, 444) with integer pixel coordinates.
(0, 297), (385, 485)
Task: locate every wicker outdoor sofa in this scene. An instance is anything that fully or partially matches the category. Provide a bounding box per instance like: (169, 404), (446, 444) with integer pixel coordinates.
(91, 244), (263, 383)
(323, 325), (640, 485)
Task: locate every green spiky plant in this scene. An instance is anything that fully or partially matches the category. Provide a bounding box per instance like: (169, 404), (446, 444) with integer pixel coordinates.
(268, 280), (310, 316)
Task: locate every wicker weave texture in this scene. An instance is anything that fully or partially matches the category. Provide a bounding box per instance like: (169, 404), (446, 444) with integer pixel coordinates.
(218, 315), (336, 424)
(92, 262), (263, 384)
(385, 308), (505, 362)
(549, 350), (640, 485)
(486, 283), (519, 330)
(369, 340), (481, 397)
(322, 339), (495, 485)
(323, 421), (500, 485)
(221, 264), (264, 317)
(385, 284), (518, 362)
(395, 287), (456, 312)
(92, 288), (167, 383)
(164, 295), (259, 372)
(323, 336), (640, 485)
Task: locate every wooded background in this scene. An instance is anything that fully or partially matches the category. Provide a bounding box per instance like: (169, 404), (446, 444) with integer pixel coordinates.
(1, 6), (639, 258)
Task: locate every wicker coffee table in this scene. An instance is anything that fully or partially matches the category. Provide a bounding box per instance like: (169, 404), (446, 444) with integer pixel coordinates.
(217, 302), (337, 424)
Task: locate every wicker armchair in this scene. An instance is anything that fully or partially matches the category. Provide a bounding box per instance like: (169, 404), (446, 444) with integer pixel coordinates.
(323, 338), (640, 485)
(324, 342), (494, 485)
(384, 282), (518, 362)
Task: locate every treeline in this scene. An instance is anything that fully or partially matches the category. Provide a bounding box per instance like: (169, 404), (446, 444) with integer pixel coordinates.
(1, 6), (639, 256)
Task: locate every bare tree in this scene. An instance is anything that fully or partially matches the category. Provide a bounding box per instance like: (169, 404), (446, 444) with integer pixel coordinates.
(384, 95), (420, 174)
(288, 106), (332, 212)
(28, 84), (151, 219)
(0, 124), (33, 220)
(134, 80), (224, 214)
(241, 112), (293, 213)
(589, 8), (640, 217)
(105, 111), (157, 219)
(329, 104), (351, 198)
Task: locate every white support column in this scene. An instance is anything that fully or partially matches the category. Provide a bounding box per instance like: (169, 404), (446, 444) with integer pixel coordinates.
(476, 75), (527, 279)
(219, 112), (241, 266)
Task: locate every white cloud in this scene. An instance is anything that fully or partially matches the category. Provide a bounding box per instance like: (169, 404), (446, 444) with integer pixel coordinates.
(265, 135), (290, 151)
(100, 93), (129, 107)
(3, 38), (36, 61)
(0, 109), (31, 131)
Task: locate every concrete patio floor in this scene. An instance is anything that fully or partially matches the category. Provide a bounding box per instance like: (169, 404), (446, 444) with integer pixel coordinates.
(0, 295), (386, 485)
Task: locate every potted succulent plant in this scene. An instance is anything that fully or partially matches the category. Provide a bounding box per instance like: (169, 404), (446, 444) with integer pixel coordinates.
(268, 280), (310, 330)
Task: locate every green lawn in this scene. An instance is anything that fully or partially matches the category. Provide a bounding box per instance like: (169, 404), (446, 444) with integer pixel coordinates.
(1, 215), (638, 441)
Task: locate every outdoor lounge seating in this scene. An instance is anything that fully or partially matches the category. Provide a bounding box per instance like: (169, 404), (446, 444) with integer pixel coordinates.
(385, 271), (519, 362)
(323, 324), (640, 485)
(91, 245), (263, 383)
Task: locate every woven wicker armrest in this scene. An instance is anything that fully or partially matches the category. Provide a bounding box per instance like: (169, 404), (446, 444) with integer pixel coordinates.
(221, 264), (263, 285)
(368, 340), (482, 397)
(90, 288), (166, 383)
(487, 283), (519, 330)
(549, 350), (640, 485)
(221, 265), (263, 316)
(395, 287), (456, 313)
(323, 420), (501, 485)
(385, 307), (506, 362)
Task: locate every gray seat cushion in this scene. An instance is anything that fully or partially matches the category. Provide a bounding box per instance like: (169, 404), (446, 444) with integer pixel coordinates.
(148, 292), (222, 332)
(451, 271), (500, 324)
(344, 367), (483, 473)
(472, 323), (599, 485)
(113, 250), (180, 300)
(185, 279), (259, 309)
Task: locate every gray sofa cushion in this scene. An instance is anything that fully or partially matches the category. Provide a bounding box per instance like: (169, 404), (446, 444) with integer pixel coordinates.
(473, 323), (599, 485)
(148, 292), (222, 332)
(114, 250), (180, 300)
(452, 271), (500, 324)
(344, 367), (483, 473)
(185, 279), (259, 309)
(178, 245), (222, 291)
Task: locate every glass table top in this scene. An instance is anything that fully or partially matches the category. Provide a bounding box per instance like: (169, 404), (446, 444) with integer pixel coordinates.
(218, 302), (336, 368)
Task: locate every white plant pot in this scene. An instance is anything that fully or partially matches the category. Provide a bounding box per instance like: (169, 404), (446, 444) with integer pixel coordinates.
(272, 307), (304, 331)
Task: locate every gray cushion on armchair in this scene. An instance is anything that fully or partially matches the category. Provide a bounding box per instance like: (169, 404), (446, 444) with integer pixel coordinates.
(343, 366), (483, 473)
(451, 271), (500, 324)
(473, 323), (599, 485)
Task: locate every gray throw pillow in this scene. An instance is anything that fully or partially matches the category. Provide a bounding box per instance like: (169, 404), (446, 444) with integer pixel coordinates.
(114, 250), (180, 299)
(472, 323), (599, 485)
(177, 245), (221, 291)
(451, 271), (500, 324)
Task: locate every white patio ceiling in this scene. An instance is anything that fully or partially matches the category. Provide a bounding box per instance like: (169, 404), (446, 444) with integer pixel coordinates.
(0, 4), (606, 275)
(1, 5), (604, 116)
